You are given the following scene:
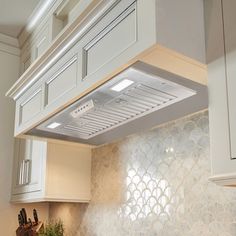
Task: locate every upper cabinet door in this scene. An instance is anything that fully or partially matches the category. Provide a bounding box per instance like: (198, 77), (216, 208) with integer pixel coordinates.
(222, 0), (236, 159)
(20, 44), (32, 75)
(33, 24), (50, 60)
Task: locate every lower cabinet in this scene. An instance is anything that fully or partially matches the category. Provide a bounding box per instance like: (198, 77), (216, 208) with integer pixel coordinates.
(11, 139), (46, 197)
(11, 138), (91, 203)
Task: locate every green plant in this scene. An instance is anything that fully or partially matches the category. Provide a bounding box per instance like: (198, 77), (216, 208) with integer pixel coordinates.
(40, 219), (64, 236)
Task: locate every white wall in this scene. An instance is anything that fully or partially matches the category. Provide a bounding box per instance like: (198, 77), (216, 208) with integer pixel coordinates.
(0, 36), (48, 235)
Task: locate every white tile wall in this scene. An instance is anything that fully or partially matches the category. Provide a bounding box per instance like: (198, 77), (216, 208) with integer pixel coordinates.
(50, 111), (236, 236)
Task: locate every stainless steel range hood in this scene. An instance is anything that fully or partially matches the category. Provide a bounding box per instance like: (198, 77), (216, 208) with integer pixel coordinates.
(27, 62), (208, 145)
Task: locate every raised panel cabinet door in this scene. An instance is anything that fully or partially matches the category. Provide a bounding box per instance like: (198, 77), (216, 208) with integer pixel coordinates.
(222, 0), (236, 159)
(12, 139), (33, 195)
(20, 41), (32, 75)
(205, 0), (233, 178)
(11, 139), (47, 196)
(27, 140), (47, 193)
(82, 0), (137, 78)
(18, 87), (42, 126)
(45, 55), (78, 106)
(33, 24), (50, 60)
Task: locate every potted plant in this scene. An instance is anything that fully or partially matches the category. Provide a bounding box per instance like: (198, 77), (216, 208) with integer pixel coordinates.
(39, 219), (64, 236)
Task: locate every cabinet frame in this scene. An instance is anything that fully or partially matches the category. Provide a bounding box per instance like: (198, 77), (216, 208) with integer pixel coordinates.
(11, 139), (47, 196)
(205, 0), (236, 185)
(11, 139), (91, 203)
(8, 0), (207, 143)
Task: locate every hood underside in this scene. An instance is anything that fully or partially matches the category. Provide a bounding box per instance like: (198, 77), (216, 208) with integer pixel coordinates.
(27, 62), (208, 146)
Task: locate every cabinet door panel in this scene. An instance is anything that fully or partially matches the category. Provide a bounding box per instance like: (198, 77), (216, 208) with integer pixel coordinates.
(12, 139), (47, 195)
(83, 1), (137, 77)
(12, 139), (31, 194)
(29, 140), (47, 191)
(34, 25), (50, 59)
(222, 0), (236, 159)
(19, 88), (42, 125)
(20, 41), (32, 75)
(45, 55), (78, 106)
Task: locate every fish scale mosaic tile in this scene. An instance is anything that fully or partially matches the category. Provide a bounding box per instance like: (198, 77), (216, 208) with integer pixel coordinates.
(49, 111), (236, 236)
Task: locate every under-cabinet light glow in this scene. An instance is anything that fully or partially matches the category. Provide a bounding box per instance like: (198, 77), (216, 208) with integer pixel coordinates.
(47, 122), (61, 129)
(111, 79), (134, 92)
(165, 147), (174, 153)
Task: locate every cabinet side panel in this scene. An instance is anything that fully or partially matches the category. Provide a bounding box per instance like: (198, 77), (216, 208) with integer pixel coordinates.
(46, 143), (91, 201)
(205, 0), (233, 175)
(157, 0), (206, 63)
(222, 0), (236, 159)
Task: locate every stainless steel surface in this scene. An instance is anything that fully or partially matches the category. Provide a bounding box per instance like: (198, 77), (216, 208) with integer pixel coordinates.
(27, 62), (208, 145)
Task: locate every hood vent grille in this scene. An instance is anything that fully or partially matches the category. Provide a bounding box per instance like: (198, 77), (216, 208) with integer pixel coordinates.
(31, 62), (202, 145)
(62, 83), (178, 139)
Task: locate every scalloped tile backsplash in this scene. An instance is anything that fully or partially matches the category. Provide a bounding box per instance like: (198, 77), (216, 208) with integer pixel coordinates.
(49, 111), (236, 236)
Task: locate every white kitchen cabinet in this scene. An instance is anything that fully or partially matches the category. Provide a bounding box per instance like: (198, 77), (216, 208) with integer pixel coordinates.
(12, 139), (46, 196)
(82, 0), (137, 78)
(51, 0), (95, 39)
(223, 0), (236, 160)
(15, 46), (80, 134)
(20, 42), (32, 75)
(205, 0), (236, 185)
(44, 46), (79, 109)
(32, 23), (51, 60)
(18, 0), (96, 75)
(8, 0), (206, 140)
(11, 138), (91, 203)
(14, 0), (154, 135)
(19, 22), (51, 75)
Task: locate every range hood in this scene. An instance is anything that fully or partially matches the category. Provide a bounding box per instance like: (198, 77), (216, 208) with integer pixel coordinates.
(28, 62), (208, 145)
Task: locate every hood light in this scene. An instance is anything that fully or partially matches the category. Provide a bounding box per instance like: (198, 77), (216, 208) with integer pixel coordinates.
(111, 79), (134, 92)
(47, 122), (61, 129)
